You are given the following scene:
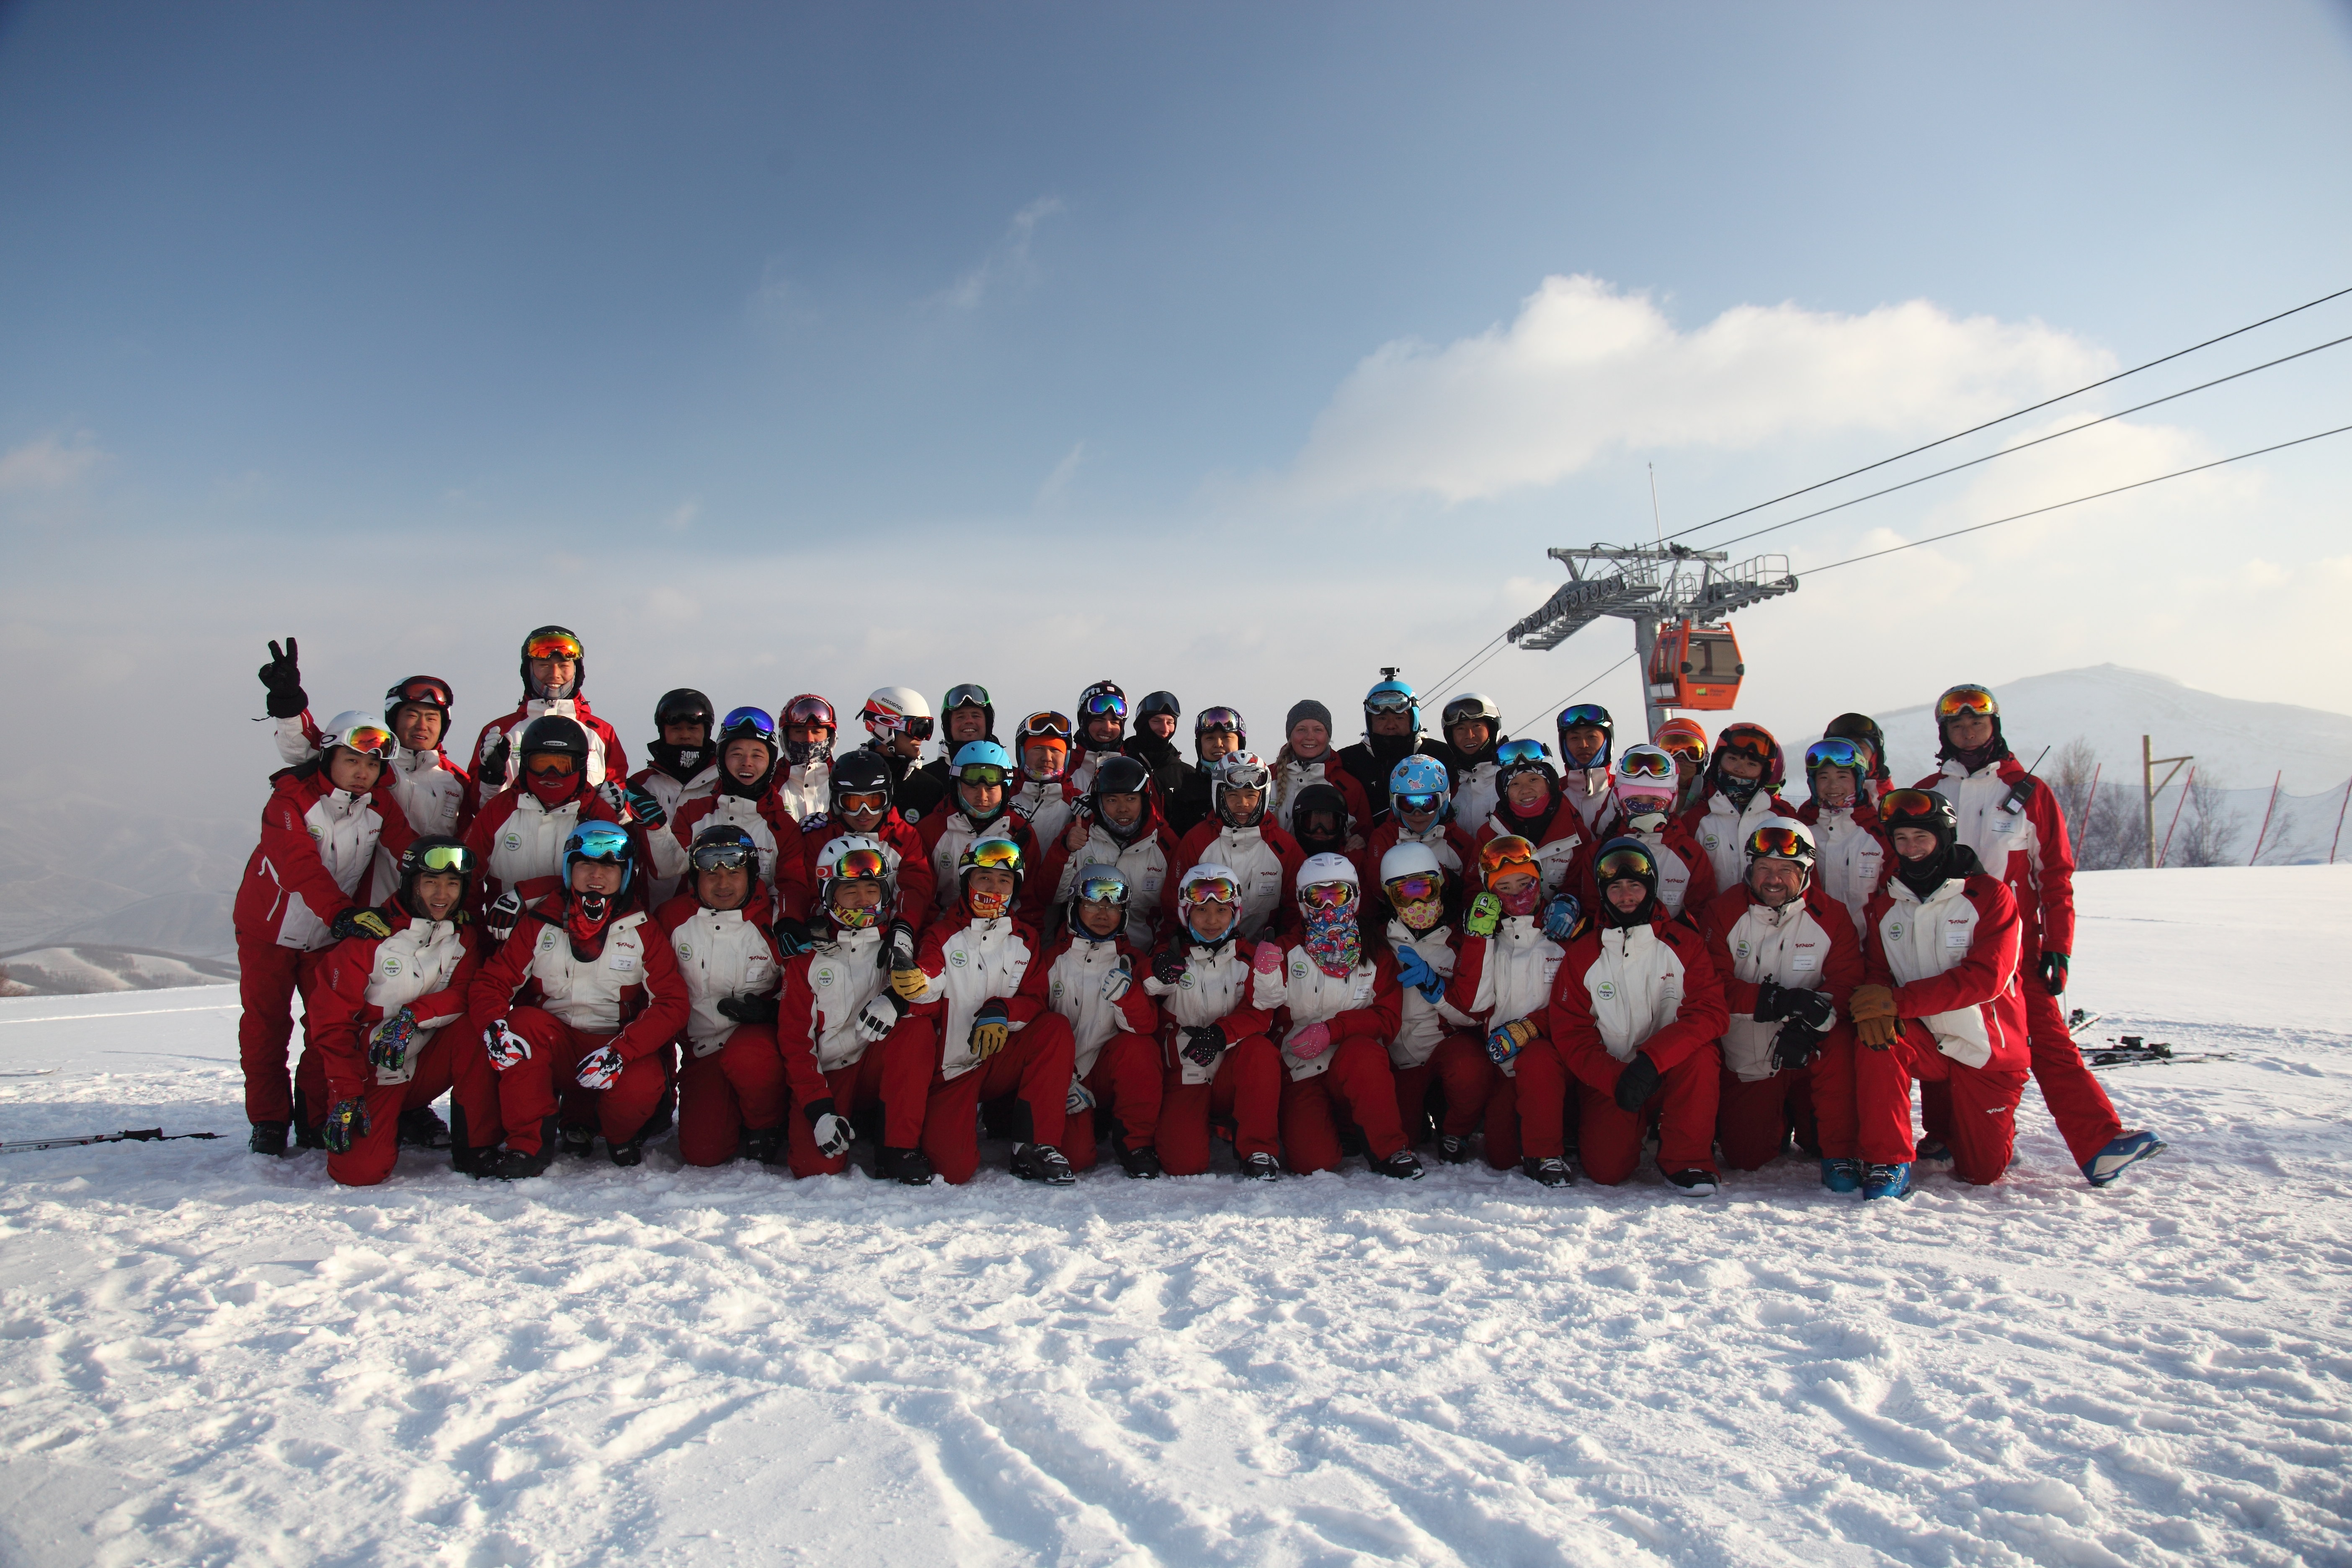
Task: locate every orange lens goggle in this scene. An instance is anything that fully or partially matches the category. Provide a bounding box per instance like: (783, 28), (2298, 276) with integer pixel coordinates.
(1383, 873), (1441, 904)
(965, 838), (1022, 873)
(1180, 876), (1239, 906)
(1878, 789), (1942, 823)
(1936, 685), (1998, 719)
(1618, 751), (1674, 780)
(526, 751), (578, 775)
(1746, 824), (1811, 860)
(524, 634), (582, 660)
(1656, 735), (1705, 763)
(1020, 712), (1072, 741)
(1594, 846), (1656, 882)
(335, 725), (394, 758)
(1478, 835), (1538, 883)
(1716, 726), (1774, 763)
(836, 790), (888, 815)
(829, 848), (889, 881)
(1301, 882), (1357, 909)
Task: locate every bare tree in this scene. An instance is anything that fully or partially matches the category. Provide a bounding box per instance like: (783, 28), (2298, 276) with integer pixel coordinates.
(2171, 770), (2240, 867)
(2050, 738), (2151, 870)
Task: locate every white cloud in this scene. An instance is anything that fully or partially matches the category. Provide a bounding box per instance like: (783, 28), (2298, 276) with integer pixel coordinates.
(1037, 441), (1086, 506)
(934, 197), (1065, 311)
(0, 433), (103, 493)
(1273, 276), (2112, 506)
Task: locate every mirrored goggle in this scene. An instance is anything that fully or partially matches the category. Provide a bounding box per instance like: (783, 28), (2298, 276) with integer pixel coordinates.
(1747, 825), (1812, 860)
(825, 848), (890, 882)
(1878, 789), (1942, 820)
(411, 843), (472, 874)
(1179, 876), (1239, 906)
(1197, 706), (1243, 733)
(1594, 847), (1656, 882)
(524, 634), (582, 660)
(1364, 689), (1414, 714)
(1618, 751), (1674, 780)
(720, 706), (778, 741)
(1656, 734), (1707, 762)
(835, 790), (889, 816)
(1805, 738), (1868, 773)
(784, 697), (835, 727)
(1716, 728), (1774, 761)
(957, 765), (1007, 787)
(524, 751), (578, 775)
(1020, 712), (1072, 740)
(902, 715), (934, 740)
(1494, 738), (1550, 767)
(944, 683), (991, 711)
(965, 839), (1023, 872)
(333, 725), (395, 758)
(571, 826), (632, 861)
(1219, 763), (1271, 791)
(1479, 836), (1537, 874)
(1301, 881), (1358, 908)
(1080, 691), (1127, 719)
(1557, 703), (1609, 730)
(1383, 873), (1441, 904)
(1075, 874), (1131, 905)
(389, 678), (452, 709)
(1392, 792), (1443, 815)
(691, 841), (756, 872)
(1936, 686), (1998, 719)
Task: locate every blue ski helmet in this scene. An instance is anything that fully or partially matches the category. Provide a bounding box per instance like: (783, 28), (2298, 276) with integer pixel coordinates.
(1363, 669), (1420, 735)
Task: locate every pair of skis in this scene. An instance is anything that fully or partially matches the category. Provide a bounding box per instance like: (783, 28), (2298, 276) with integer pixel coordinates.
(2067, 1008), (2236, 1068)
(0, 1128), (222, 1155)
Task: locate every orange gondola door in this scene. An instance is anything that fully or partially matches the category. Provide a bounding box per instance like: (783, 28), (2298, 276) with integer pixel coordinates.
(1648, 619), (1744, 711)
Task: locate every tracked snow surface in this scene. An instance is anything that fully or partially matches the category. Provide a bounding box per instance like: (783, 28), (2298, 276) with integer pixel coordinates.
(1, 866), (2346, 1566)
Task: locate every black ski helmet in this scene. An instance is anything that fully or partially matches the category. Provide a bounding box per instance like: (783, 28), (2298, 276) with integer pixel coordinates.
(383, 676), (455, 728)
(396, 836), (473, 917)
(1137, 691), (1181, 726)
(1823, 712), (1890, 781)
(518, 625), (585, 698)
(1879, 787), (1959, 856)
(518, 714), (591, 763)
(656, 688), (715, 735)
(829, 748), (895, 814)
(1592, 836), (1661, 928)
(941, 682), (995, 738)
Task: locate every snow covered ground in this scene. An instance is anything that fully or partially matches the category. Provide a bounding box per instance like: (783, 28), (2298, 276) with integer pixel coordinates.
(1, 867), (2347, 1568)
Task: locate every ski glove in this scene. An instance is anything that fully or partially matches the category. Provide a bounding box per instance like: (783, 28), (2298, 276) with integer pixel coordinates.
(597, 780), (667, 830)
(320, 1096), (369, 1154)
(259, 637), (307, 719)
(1857, 1014), (1900, 1051)
(854, 992), (908, 1043)
(368, 1006), (420, 1073)
(1612, 1051), (1663, 1112)
(482, 1018), (532, 1070)
(890, 963), (930, 1002)
(1751, 979), (1795, 1024)
(1486, 1017), (1540, 1066)
(1101, 955), (1133, 1003)
(1393, 945), (1445, 1004)
(1465, 891), (1502, 939)
(329, 906), (392, 942)
(1251, 941), (1286, 979)
(1784, 988), (1836, 1035)
(882, 920), (918, 974)
(1770, 1019), (1824, 1072)
(969, 1000), (1011, 1060)
(772, 917), (815, 958)
(804, 1098), (852, 1159)
(1542, 894), (1583, 942)
(2038, 951), (2069, 996)
(1848, 983), (1898, 1024)
(1150, 942), (1188, 986)
(485, 891), (524, 943)
(715, 993), (780, 1026)
(1287, 1021), (1332, 1060)
(477, 733), (512, 789)
(574, 1045), (626, 1091)
(1066, 1077), (1097, 1116)
(1180, 1025), (1227, 1068)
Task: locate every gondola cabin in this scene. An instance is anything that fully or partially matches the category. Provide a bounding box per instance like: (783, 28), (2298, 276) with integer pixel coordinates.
(1648, 620), (1744, 711)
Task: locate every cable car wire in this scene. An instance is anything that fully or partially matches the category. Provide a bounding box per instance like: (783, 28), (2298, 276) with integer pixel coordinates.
(1427, 631), (1509, 694)
(1796, 421), (2352, 578)
(1657, 283), (2352, 546)
(1525, 654), (1637, 729)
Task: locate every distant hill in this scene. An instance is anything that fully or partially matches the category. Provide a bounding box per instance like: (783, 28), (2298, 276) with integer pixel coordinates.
(0, 944), (240, 996)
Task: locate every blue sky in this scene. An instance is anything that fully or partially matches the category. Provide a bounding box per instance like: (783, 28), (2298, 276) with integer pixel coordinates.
(4, 1), (2350, 826)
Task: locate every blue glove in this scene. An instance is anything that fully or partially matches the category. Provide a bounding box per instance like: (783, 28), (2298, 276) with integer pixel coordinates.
(1542, 895), (1582, 942)
(1393, 944), (1446, 1004)
(624, 782), (668, 830)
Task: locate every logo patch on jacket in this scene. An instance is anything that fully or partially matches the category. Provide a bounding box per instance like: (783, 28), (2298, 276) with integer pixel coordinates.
(948, 949), (970, 968)
(503, 830), (523, 851)
(381, 957), (402, 977)
(1596, 980), (1617, 1001)
(815, 966), (836, 986)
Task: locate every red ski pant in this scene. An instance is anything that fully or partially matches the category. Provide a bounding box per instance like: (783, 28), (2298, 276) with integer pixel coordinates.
(921, 1012), (1076, 1185)
(1854, 1026), (2028, 1184)
(1065, 1031), (1165, 1172)
(1804, 1031), (1862, 1161)
(235, 938), (328, 1125)
(1478, 1070), (1523, 1170)
(678, 1027), (792, 1168)
(1717, 1068), (1812, 1171)
(1517, 1038), (1720, 1181)
(1279, 1038), (1410, 1173)
(2022, 965), (2122, 1164)
(325, 1029), (457, 1188)
(1156, 1033), (1282, 1175)
(1392, 1032), (1496, 1142)
(794, 1017), (937, 1176)
(477, 1008), (670, 1157)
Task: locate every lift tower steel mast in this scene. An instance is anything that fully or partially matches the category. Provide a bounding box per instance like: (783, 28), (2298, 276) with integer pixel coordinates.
(1506, 544), (1799, 739)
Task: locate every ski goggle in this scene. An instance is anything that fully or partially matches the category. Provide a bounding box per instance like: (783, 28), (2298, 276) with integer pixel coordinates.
(964, 838), (1023, 874)
(329, 724), (395, 759)
(1074, 872), (1131, 906)
(1878, 789), (1943, 823)
(1494, 738), (1550, 768)
(1080, 691), (1127, 719)
(1218, 760), (1271, 792)
(387, 677), (453, 710)
(1300, 881), (1358, 910)
(902, 715), (934, 740)
(1019, 712), (1072, 742)
(1383, 873), (1441, 905)
(957, 764), (1007, 788)
(1392, 792), (1443, 816)
(784, 696), (835, 728)
(825, 847), (890, 882)
(1804, 738), (1869, 774)
(944, 683), (990, 712)
(1746, 825), (1813, 862)
(1197, 706), (1244, 734)
(1178, 874), (1239, 906)
(524, 750), (578, 775)
(720, 706), (778, 743)
(524, 633), (582, 660)
(691, 840), (756, 873)
(1936, 685), (1998, 720)
(570, 825), (632, 863)
(1617, 750), (1675, 780)
(1364, 688), (1414, 715)
(1478, 837), (1539, 885)
(1715, 727), (1774, 763)
(835, 789), (888, 817)
(1594, 846), (1657, 883)
(1557, 704), (1609, 730)
(1656, 732), (1707, 764)
(409, 843), (472, 874)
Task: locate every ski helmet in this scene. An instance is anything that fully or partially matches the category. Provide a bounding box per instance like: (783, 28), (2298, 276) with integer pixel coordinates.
(1935, 684), (2003, 748)
(1137, 691), (1181, 727)
(1555, 704), (1614, 769)
(1194, 705), (1247, 758)
(1089, 754), (1153, 833)
(1824, 713), (1889, 781)
(781, 695), (837, 766)
(382, 676), (454, 728)
(1291, 782), (1351, 856)
(1174, 861), (1242, 946)
(1362, 670), (1420, 735)
(941, 682), (995, 738)
(655, 688), (715, 735)
(815, 832), (895, 928)
(688, 823), (761, 907)
(1213, 751), (1272, 829)
(1476, 834), (1540, 892)
(1612, 744), (1680, 814)
(516, 714), (590, 769)
(1015, 711), (1073, 780)
(1295, 851), (1361, 916)
(1592, 837), (1660, 927)
(952, 739), (1011, 775)
(396, 836), (472, 916)
(1710, 722), (1786, 790)
(320, 710), (396, 763)
(1379, 841), (1444, 925)
(1744, 818), (1816, 870)
(1076, 680), (1127, 735)
(1803, 737), (1874, 789)
(1442, 693), (1501, 754)
(860, 686), (934, 743)
(717, 706), (779, 758)
(562, 820), (635, 897)
(1653, 717), (1709, 768)
(518, 625), (584, 697)
(1388, 755), (1452, 822)
(828, 749), (895, 819)
(958, 834), (1024, 918)
(1492, 737), (1559, 794)
(1068, 862), (1130, 941)
(1878, 787), (1959, 856)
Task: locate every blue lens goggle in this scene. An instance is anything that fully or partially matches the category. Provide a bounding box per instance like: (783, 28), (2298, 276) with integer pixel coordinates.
(1494, 738), (1550, 767)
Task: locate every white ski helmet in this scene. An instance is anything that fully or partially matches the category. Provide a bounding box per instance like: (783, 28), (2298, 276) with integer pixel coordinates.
(815, 832), (897, 926)
(1743, 817), (1816, 869)
(1295, 851), (1361, 911)
(859, 686), (933, 742)
(320, 710), (395, 761)
(1378, 840), (1443, 887)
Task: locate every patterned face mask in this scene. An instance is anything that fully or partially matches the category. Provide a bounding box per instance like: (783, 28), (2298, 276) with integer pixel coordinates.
(1302, 899), (1362, 978)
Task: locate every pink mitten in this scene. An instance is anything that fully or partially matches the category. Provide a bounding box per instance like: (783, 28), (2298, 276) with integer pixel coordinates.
(1252, 941), (1285, 978)
(1288, 1021), (1332, 1060)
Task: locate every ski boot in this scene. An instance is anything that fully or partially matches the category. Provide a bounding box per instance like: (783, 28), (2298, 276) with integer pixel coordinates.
(1665, 1168), (1720, 1196)
(1117, 1144), (1163, 1180)
(557, 1124), (596, 1159)
(1436, 1133), (1473, 1165)
(740, 1126), (787, 1165)
(877, 1146), (936, 1186)
(1522, 1155), (1572, 1188)
(2083, 1130), (2166, 1187)
(1240, 1152), (1279, 1183)
(1821, 1157), (1862, 1194)
(1011, 1143), (1076, 1186)
(1861, 1162), (1912, 1202)
(608, 1135), (647, 1169)
(249, 1121), (289, 1158)
(397, 1106), (451, 1150)
(487, 1143), (555, 1181)
(1369, 1149), (1425, 1180)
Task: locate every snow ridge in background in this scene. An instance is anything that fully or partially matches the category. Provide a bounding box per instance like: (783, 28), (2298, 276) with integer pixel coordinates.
(0, 867), (2347, 1565)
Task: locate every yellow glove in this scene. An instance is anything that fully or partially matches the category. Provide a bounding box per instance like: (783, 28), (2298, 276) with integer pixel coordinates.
(890, 966), (928, 1002)
(1849, 983), (1898, 1023)
(1858, 1013), (1900, 1051)
(969, 1000), (1012, 1060)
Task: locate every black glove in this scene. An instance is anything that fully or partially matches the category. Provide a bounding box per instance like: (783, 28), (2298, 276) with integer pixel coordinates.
(715, 993), (780, 1026)
(259, 637), (307, 719)
(773, 917), (815, 957)
(1784, 988), (1836, 1034)
(880, 919), (918, 972)
(1752, 979), (1793, 1023)
(1612, 1051), (1662, 1112)
(478, 734), (512, 789)
(1151, 941), (1188, 986)
(2038, 951), (2068, 996)
(804, 1096), (851, 1158)
(1181, 1024), (1226, 1068)
(1770, 1019), (1824, 1072)
(320, 1095), (369, 1154)
(485, 890), (523, 942)
(329, 907), (392, 942)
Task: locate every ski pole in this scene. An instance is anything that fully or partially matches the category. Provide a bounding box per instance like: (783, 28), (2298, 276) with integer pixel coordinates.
(0, 1128), (223, 1155)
